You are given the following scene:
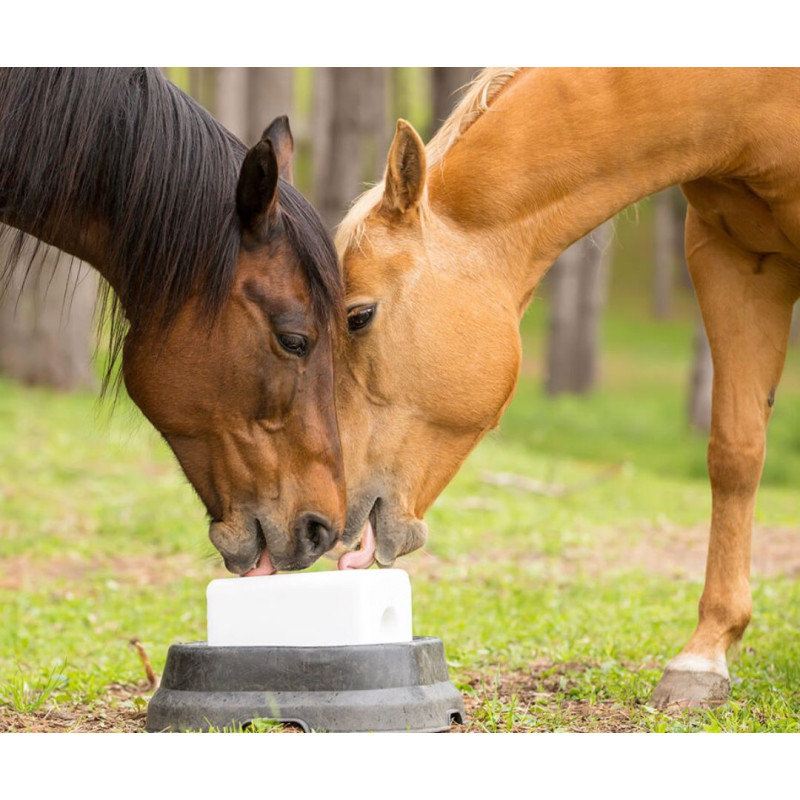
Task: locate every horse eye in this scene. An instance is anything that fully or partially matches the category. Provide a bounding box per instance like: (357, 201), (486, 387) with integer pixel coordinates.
(347, 305), (376, 333)
(276, 333), (310, 357)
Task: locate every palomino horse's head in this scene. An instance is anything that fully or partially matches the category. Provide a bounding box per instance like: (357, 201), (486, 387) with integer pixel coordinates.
(335, 120), (521, 568)
(124, 119), (346, 575)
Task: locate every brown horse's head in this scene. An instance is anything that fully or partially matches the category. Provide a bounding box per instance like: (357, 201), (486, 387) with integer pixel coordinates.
(124, 119), (346, 575)
(335, 120), (521, 568)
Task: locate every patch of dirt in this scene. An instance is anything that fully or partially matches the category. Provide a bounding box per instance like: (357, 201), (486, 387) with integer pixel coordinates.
(599, 522), (800, 580)
(399, 523), (800, 581)
(451, 662), (644, 733)
(0, 681), (149, 733)
(3, 522), (797, 593)
(0, 552), (219, 591)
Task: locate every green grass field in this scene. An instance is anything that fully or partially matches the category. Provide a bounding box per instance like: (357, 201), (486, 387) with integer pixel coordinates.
(1, 200), (798, 732)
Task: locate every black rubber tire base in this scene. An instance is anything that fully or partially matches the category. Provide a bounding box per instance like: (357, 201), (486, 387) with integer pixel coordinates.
(146, 636), (465, 732)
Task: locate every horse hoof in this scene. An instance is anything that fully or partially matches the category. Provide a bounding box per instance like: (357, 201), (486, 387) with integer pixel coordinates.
(650, 670), (730, 710)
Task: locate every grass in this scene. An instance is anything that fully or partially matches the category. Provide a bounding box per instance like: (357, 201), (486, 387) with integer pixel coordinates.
(1, 200), (799, 732)
(1, 661), (68, 713)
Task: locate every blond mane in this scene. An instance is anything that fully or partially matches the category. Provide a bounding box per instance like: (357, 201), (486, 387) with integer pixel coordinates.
(335, 68), (524, 254)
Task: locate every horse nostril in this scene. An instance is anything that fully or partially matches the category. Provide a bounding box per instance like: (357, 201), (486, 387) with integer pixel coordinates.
(296, 513), (334, 554)
(254, 517), (267, 551)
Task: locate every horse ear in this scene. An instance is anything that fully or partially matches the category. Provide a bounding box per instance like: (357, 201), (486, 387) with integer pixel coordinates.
(382, 119), (427, 215)
(236, 137), (279, 239)
(262, 115), (294, 185)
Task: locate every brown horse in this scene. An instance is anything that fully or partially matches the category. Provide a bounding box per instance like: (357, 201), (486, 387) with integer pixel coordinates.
(0, 68), (345, 576)
(334, 68), (800, 708)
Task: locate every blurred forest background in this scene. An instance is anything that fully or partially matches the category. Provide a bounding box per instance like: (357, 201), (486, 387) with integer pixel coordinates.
(1, 67), (799, 481)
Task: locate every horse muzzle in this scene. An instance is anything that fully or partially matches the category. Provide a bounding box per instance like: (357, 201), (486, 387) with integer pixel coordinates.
(343, 496), (428, 568)
(209, 516), (266, 575)
(209, 512), (339, 575)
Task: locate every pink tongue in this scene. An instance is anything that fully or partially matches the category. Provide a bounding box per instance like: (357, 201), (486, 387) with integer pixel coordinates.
(242, 521), (377, 575)
(243, 547), (276, 577)
(338, 519), (377, 570)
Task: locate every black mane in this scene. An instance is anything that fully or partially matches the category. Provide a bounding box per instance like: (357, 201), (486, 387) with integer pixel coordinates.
(0, 68), (342, 387)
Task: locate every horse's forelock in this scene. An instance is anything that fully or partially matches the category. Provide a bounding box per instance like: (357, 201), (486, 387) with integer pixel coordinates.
(278, 179), (345, 334)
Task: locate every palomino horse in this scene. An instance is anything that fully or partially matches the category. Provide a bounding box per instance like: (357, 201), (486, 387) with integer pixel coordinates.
(334, 68), (800, 708)
(0, 68), (345, 576)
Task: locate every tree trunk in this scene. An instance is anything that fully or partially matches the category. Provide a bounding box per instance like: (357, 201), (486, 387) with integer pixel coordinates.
(545, 221), (613, 395)
(214, 67), (249, 142)
(687, 313), (713, 432)
(653, 189), (680, 318)
(314, 68), (388, 231)
(360, 68), (390, 184)
(653, 187), (694, 303)
(214, 67), (249, 141)
(0, 233), (97, 391)
(212, 68), (297, 149)
(189, 68), (219, 116)
(246, 69), (294, 146)
(432, 68), (480, 133)
(310, 68), (334, 208)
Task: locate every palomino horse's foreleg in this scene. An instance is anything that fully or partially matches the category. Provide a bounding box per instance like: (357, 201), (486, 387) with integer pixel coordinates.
(651, 209), (800, 709)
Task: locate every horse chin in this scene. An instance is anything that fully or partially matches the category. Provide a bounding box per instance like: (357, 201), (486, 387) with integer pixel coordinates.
(209, 517), (266, 576)
(373, 511), (428, 568)
(341, 496), (428, 569)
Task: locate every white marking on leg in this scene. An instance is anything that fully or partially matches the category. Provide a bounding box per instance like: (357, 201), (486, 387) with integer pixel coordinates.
(665, 653), (729, 679)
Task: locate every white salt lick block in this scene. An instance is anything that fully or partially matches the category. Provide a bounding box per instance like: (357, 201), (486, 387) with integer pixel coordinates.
(206, 569), (413, 647)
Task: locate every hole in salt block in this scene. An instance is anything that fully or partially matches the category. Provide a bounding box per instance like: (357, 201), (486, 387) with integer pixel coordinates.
(380, 605), (399, 638)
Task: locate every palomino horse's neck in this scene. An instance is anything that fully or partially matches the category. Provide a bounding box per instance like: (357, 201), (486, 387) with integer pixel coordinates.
(429, 68), (767, 308)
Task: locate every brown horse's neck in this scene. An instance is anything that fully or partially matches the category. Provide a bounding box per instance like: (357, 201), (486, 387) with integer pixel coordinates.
(429, 67), (774, 309)
(0, 208), (116, 288)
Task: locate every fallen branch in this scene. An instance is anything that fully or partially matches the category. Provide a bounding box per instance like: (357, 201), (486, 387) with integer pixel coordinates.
(129, 638), (160, 692)
(480, 463), (624, 498)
